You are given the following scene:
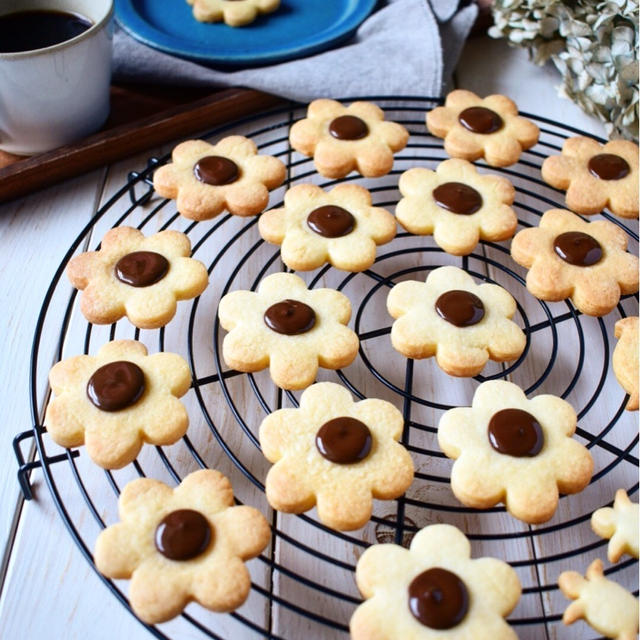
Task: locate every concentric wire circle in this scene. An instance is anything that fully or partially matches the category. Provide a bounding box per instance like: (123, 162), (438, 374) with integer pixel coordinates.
(29, 98), (638, 640)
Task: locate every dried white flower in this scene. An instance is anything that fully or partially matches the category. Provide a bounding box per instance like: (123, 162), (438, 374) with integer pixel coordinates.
(490, 0), (639, 140)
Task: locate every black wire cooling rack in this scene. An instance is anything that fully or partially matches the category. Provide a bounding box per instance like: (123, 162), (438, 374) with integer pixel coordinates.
(14, 97), (639, 640)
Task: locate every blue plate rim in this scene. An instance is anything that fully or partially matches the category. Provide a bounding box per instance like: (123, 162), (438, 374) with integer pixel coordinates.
(115, 0), (378, 66)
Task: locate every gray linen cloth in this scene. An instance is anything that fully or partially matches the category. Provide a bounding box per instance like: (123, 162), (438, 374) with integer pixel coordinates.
(113, 0), (477, 100)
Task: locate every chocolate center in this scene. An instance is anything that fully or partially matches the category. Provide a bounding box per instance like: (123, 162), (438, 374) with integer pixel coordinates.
(588, 153), (630, 181)
(435, 290), (485, 327)
(264, 299), (316, 335)
(433, 182), (483, 215)
(193, 155), (239, 186)
(329, 115), (369, 140)
(155, 509), (212, 561)
(86, 361), (145, 412)
(307, 205), (355, 238)
(553, 231), (603, 267)
(115, 251), (169, 287)
(458, 106), (503, 134)
(488, 408), (544, 457)
(408, 567), (469, 630)
(315, 417), (372, 464)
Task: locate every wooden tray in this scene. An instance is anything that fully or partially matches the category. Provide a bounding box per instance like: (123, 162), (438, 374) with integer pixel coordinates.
(0, 85), (283, 203)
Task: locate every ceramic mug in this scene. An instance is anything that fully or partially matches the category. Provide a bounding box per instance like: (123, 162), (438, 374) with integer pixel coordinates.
(0, 0), (113, 155)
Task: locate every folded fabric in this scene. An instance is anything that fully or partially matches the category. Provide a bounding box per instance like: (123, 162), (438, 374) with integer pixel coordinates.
(112, 0), (477, 101)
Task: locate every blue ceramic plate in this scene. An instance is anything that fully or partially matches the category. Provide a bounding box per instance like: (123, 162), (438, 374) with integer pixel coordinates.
(115, 0), (378, 67)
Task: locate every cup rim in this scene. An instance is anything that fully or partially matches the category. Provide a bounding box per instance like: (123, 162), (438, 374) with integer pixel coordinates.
(0, 0), (114, 59)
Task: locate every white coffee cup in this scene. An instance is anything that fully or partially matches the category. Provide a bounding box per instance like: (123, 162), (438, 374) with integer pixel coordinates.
(0, 0), (113, 155)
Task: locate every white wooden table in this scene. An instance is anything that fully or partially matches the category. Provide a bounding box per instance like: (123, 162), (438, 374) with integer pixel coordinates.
(1, 37), (637, 640)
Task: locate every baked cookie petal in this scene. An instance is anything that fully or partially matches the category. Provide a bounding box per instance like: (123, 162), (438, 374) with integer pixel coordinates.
(177, 182), (226, 221)
(130, 561), (190, 624)
(484, 135), (522, 168)
(433, 217), (480, 256)
(437, 341), (489, 377)
(84, 422), (143, 470)
(94, 522), (142, 579)
(270, 348), (318, 389)
(316, 484), (372, 530)
(139, 395), (189, 445)
(356, 141), (394, 177)
(445, 89), (481, 111)
(44, 396), (86, 448)
(245, 154), (287, 188)
(565, 178), (609, 215)
(327, 235), (377, 271)
(119, 477), (173, 519)
(280, 228), (328, 271)
(505, 474), (559, 524)
(265, 459), (316, 513)
(354, 543), (409, 598)
(215, 505), (271, 558)
(222, 327), (270, 372)
(124, 289), (178, 329)
(444, 127), (483, 160)
(225, 182), (269, 217)
(467, 557), (521, 616)
(313, 139), (356, 178)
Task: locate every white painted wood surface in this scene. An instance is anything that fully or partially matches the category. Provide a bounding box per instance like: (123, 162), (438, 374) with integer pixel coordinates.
(1, 36), (637, 640)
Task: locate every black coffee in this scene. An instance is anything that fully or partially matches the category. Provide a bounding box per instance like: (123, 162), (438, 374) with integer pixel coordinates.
(0, 10), (92, 53)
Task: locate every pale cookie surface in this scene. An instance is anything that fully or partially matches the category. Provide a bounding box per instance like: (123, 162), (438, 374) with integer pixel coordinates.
(218, 272), (359, 390)
(350, 523), (521, 639)
(541, 136), (639, 219)
(66, 226), (208, 329)
(396, 158), (517, 256)
(186, 0), (279, 26)
(289, 99), (409, 178)
(591, 489), (639, 563)
(387, 265), (525, 377)
(259, 381), (414, 531)
(258, 183), (396, 272)
(559, 558), (639, 640)
(613, 316), (639, 410)
(426, 89), (539, 167)
(438, 380), (593, 524)
(153, 136), (285, 220)
(94, 470), (270, 624)
(45, 340), (191, 469)
(511, 208), (639, 316)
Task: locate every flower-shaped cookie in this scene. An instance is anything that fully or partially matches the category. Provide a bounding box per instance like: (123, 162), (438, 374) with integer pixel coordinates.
(289, 99), (409, 178)
(511, 208), (639, 316)
(94, 470), (270, 624)
(218, 272), (359, 390)
(45, 340), (191, 469)
(387, 266), (525, 377)
(258, 183), (396, 272)
(559, 559), (639, 640)
(591, 489), (639, 563)
(186, 0), (279, 26)
(426, 89), (539, 167)
(438, 380), (593, 524)
(613, 317), (639, 410)
(350, 524), (521, 639)
(153, 136), (286, 221)
(396, 159), (517, 256)
(67, 226), (208, 329)
(542, 137), (639, 218)
(259, 382), (414, 531)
